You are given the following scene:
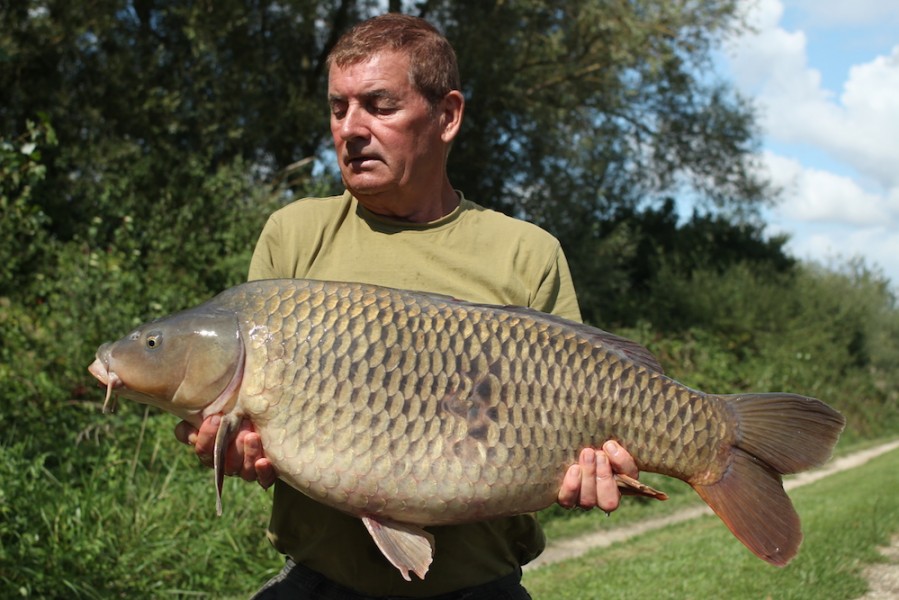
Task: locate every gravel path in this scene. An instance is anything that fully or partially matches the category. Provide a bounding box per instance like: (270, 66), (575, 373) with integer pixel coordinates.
(525, 440), (899, 598)
(859, 533), (899, 599)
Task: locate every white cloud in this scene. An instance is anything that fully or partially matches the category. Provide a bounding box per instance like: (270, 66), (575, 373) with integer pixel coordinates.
(785, 226), (899, 285)
(759, 150), (899, 284)
(838, 47), (899, 187)
(791, 0), (899, 26)
(761, 150), (899, 284)
(729, 2), (899, 190)
(724, 1), (899, 286)
(729, 0), (813, 93)
(762, 152), (892, 226)
(777, 170), (899, 286)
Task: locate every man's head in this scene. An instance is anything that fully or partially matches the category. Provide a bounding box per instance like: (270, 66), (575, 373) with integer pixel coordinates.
(327, 13), (461, 111)
(326, 14), (465, 221)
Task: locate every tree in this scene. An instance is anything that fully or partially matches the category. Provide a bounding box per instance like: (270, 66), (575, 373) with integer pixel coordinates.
(437, 1), (767, 213)
(3, 1), (769, 240)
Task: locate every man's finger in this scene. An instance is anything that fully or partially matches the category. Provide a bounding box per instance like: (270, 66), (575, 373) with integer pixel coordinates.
(255, 458), (277, 490)
(174, 421), (198, 446)
(194, 415), (220, 468)
(604, 440), (638, 479)
(241, 432), (263, 482)
(594, 449), (621, 513)
(577, 448), (598, 510)
(557, 464), (582, 508)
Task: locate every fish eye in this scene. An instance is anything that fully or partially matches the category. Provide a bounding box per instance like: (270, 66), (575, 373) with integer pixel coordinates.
(145, 332), (162, 350)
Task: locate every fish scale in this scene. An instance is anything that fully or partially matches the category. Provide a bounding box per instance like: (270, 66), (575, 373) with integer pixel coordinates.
(89, 278), (845, 581)
(241, 282), (715, 512)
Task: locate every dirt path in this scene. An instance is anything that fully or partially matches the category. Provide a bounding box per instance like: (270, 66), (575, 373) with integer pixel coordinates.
(859, 533), (899, 599)
(525, 440), (899, 597)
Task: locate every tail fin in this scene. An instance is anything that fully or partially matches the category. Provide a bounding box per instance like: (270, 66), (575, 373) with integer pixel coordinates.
(692, 393), (845, 566)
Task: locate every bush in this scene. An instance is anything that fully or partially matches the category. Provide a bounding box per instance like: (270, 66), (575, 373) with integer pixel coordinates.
(0, 125), (306, 597)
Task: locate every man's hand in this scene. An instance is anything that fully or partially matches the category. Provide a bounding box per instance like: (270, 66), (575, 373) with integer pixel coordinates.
(174, 416), (277, 490)
(557, 441), (637, 512)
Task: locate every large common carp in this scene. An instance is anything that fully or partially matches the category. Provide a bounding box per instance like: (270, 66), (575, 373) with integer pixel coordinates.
(88, 279), (845, 580)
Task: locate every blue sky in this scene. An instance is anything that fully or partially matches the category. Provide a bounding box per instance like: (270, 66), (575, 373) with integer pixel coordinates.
(718, 0), (899, 289)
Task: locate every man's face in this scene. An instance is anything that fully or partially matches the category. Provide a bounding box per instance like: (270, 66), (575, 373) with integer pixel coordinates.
(328, 51), (449, 201)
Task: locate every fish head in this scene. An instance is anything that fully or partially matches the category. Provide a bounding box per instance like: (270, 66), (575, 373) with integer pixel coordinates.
(88, 307), (245, 426)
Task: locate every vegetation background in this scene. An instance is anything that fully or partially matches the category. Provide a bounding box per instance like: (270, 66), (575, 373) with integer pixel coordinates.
(1, 1), (897, 597)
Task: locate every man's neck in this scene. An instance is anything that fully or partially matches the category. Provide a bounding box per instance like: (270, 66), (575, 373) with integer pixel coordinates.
(355, 179), (460, 223)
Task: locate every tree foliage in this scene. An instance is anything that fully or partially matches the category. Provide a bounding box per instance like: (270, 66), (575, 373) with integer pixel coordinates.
(442, 0), (769, 218)
(3, 1), (766, 237)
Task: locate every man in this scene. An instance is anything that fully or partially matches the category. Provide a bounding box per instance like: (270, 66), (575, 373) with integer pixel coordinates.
(176, 14), (639, 599)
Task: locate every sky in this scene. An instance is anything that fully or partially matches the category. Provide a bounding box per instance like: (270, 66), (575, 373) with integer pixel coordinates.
(718, 0), (899, 289)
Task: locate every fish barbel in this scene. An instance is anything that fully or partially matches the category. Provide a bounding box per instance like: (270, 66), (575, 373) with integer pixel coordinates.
(88, 279), (845, 580)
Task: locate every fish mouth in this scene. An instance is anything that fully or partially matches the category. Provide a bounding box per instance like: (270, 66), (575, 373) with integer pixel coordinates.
(88, 355), (123, 414)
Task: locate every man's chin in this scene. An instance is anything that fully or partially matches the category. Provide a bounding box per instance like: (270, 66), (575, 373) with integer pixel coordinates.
(343, 177), (393, 198)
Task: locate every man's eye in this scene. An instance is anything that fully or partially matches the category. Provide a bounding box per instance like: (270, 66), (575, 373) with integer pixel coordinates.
(329, 102), (347, 117)
(371, 103), (398, 115)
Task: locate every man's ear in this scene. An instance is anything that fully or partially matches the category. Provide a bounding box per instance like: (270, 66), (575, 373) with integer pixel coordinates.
(439, 90), (465, 143)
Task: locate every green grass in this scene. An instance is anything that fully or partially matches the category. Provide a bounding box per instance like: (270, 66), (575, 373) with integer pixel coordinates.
(523, 445), (899, 599)
(1, 413), (283, 598)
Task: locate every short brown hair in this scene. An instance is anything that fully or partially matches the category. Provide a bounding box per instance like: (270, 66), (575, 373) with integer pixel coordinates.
(327, 14), (461, 106)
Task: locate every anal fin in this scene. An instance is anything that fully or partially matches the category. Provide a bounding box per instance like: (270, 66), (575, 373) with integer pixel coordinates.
(361, 516), (435, 581)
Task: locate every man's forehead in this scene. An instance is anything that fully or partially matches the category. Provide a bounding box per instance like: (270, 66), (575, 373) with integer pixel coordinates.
(327, 51), (413, 96)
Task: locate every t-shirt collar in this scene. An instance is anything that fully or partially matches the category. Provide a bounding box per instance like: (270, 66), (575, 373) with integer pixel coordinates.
(351, 190), (468, 231)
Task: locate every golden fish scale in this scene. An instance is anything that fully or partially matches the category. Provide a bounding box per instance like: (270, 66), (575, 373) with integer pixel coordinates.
(228, 280), (731, 524)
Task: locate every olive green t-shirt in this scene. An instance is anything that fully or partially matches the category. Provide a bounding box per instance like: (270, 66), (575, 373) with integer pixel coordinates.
(247, 191), (581, 597)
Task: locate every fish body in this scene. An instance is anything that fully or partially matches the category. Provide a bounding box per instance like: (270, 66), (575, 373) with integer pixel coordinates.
(89, 279), (845, 580)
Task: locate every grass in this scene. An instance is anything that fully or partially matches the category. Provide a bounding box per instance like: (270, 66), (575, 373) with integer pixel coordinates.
(1, 413), (283, 598)
(523, 444), (899, 599)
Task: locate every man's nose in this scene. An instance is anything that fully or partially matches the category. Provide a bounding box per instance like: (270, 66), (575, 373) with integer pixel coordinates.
(338, 105), (370, 141)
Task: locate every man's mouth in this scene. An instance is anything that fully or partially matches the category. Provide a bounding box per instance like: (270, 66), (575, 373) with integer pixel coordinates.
(345, 154), (380, 169)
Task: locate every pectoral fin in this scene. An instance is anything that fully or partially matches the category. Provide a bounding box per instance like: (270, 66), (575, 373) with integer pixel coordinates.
(213, 413), (242, 516)
(361, 516), (435, 581)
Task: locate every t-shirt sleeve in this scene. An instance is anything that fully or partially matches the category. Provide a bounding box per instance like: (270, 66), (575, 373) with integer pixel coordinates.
(532, 242), (582, 323)
(247, 214), (283, 282)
